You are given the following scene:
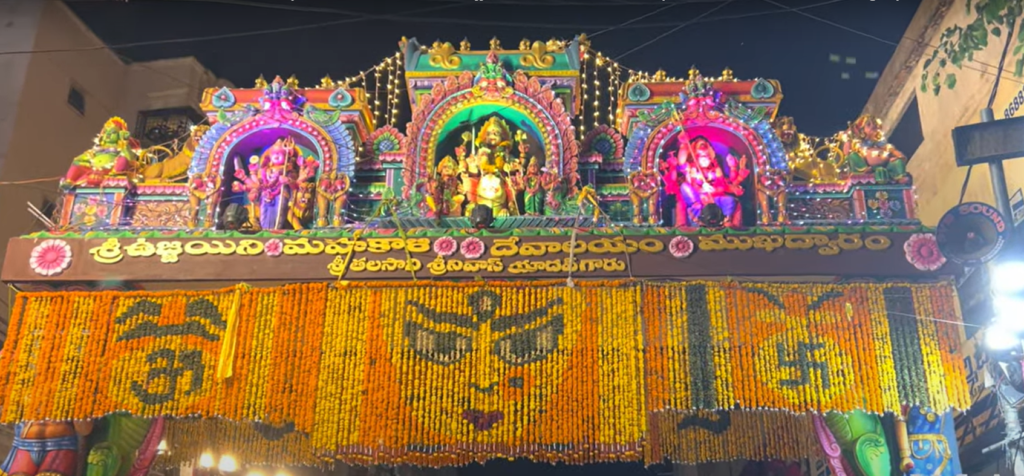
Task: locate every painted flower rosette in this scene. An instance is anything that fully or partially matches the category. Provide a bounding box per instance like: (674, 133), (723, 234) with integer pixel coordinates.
(264, 239), (284, 257)
(460, 237), (486, 259)
(904, 233), (946, 271)
(668, 236), (695, 259)
(30, 239), (73, 276)
(433, 236), (458, 257)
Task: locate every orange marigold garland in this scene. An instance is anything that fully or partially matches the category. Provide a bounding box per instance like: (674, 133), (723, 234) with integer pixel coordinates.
(0, 280), (969, 467)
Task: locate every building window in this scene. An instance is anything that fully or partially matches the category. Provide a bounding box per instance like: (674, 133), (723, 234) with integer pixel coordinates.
(889, 97), (923, 160)
(135, 107), (204, 147)
(67, 85), (85, 116)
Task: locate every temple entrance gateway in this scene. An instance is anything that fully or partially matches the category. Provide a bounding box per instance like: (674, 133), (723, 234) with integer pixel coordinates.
(2, 36), (962, 476)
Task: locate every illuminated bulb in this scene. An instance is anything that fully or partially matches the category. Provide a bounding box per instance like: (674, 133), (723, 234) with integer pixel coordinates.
(219, 455), (239, 473)
(157, 440), (168, 453)
(199, 452), (215, 468)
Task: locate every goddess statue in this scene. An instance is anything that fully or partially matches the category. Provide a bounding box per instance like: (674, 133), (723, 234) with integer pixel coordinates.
(452, 116), (524, 216)
(836, 114), (908, 184)
(64, 117), (140, 186)
(521, 157), (544, 216)
(315, 170), (350, 228)
(662, 131), (749, 227)
(0, 421), (93, 476)
(187, 169), (223, 228)
(231, 136), (318, 230)
(628, 169), (660, 225)
(435, 155), (465, 217)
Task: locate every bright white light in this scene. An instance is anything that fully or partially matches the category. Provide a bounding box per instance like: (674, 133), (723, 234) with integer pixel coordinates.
(199, 452), (215, 469)
(218, 455), (239, 473)
(992, 261), (1024, 293)
(985, 324), (1022, 350)
(994, 296), (1024, 330)
(157, 439), (168, 453)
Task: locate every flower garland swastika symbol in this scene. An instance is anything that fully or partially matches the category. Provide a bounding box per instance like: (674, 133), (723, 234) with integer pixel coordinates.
(777, 341), (830, 389)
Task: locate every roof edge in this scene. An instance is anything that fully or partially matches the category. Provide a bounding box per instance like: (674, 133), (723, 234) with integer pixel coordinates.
(861, 0), (955, 126)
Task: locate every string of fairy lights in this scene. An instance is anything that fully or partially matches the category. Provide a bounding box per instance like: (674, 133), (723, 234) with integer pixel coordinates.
(309, 37), (722, 146)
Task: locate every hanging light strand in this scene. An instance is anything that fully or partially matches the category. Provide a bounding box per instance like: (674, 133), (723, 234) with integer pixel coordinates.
(579, 49), (589, 140)
(607, 61), (618, 127)
(373, 61), (384, 128)
(592, 53), (602, 130)
(390, 52), (403, 127)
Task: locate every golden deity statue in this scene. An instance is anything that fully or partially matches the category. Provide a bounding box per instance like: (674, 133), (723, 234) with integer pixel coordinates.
(449, 116), (527, 217)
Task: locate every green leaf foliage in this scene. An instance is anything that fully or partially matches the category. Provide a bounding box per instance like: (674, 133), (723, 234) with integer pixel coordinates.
(922, 0), (1024, 96)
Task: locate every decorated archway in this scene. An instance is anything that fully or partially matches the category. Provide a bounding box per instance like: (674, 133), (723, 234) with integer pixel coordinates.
(197, 115), (344, 178)
(624, 80), (787, 176)
(403, 68), (578, 199)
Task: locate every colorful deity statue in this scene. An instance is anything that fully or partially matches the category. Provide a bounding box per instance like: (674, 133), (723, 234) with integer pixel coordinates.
(436, 155), (465, 217)
(187, 169), (223, 228)
(315, 169), (351, 228)
(522, 157), (544, 216)
(774, 116), (846, 185)
(836, 114), (907, 184)
(628, 169), (660, 225)
(663, 132), (749, 227)
(823, 410), (892, 476)
(231, 136), (317, 230)
(0, 420), (93, 476)
(64, 117), (140, 187)
(539, 167), (564, 214)
(85, 416), (163, 476)
(895, 407), (960, 476)
(286, 156), (319, 229)
(453, 116), (522, 217)
(755, 153), (789, 225)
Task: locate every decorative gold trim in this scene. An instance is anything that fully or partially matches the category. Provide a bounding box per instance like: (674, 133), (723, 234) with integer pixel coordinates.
(520, 41), (556, 70)
(405, 70), (579, 78)
(427, 42), (461, 70)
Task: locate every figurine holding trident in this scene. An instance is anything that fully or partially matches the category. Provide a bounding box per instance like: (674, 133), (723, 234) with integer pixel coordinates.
(662, 110), (750, 227)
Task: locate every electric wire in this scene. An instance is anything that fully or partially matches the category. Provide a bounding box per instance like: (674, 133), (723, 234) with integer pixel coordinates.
(587, 1), (681, 38)
(614, 0), (736, 61)
(3, 0), (852, 56)
(0, 2), (465, 56)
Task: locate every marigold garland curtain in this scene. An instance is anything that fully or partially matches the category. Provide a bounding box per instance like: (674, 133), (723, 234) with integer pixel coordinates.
(0, 280), (968, 466)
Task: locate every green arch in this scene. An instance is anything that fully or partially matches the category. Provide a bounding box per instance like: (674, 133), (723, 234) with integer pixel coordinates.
(432, 103), (545, 161)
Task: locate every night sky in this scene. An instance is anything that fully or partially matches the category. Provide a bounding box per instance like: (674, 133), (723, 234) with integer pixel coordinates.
(66, 0), (919, 138)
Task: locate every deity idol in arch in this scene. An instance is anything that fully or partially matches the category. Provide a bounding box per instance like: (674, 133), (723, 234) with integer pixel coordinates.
(663, 131), (749, 227)
(453, 116), (522, 216)
(0, 420), (93, 476)
(231, 136), (317, 230)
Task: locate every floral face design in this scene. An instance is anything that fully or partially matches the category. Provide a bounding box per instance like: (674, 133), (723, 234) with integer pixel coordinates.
(392, 289), (575, 441)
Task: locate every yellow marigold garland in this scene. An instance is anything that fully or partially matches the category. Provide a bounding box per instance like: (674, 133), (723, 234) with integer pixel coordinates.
(0, 280), (969, 467)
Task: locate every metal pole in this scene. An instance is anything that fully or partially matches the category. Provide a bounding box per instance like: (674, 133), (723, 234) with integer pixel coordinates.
(982, 107), (1015, 219)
